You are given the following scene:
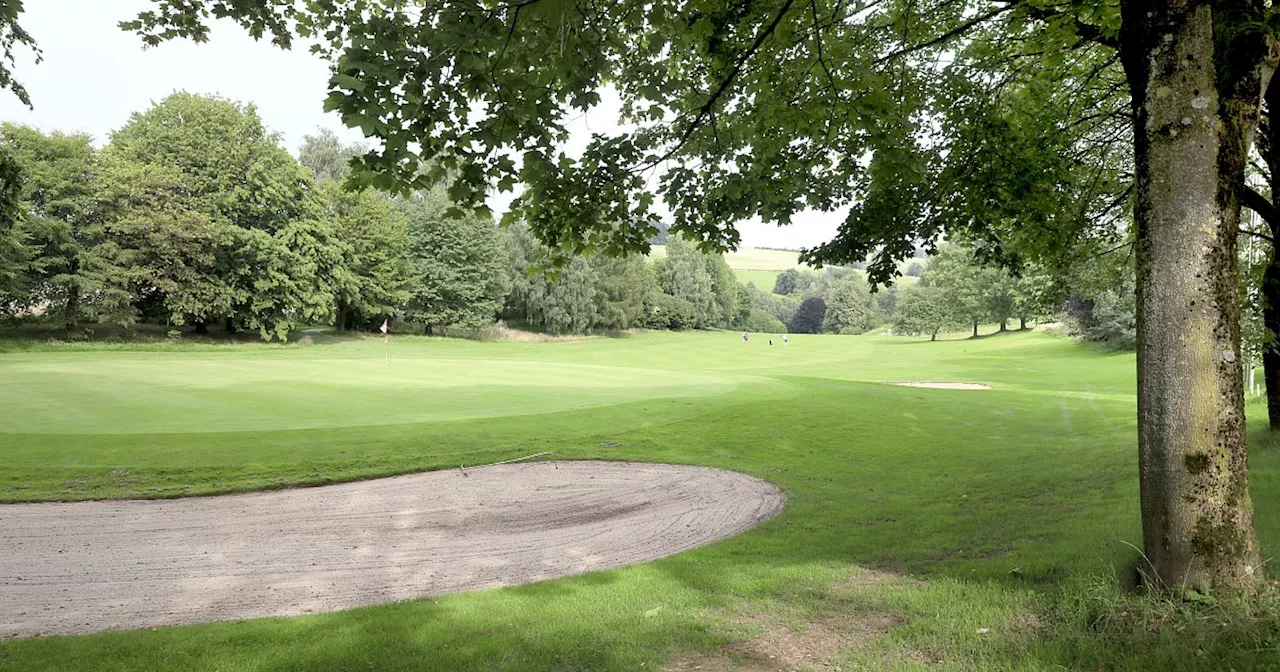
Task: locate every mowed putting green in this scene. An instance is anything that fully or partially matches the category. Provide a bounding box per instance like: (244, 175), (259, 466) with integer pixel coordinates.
(2, 330), (1280, 670)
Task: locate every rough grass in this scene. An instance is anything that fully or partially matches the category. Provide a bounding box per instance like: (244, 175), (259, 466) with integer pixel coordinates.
(1, 330), (1279, 670)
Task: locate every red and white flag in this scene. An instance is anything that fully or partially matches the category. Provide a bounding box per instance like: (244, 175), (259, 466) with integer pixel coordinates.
(379, 319), (389, 335)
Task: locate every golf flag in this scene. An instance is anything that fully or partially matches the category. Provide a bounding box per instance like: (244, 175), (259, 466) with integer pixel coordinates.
(381, 318), (389, 371)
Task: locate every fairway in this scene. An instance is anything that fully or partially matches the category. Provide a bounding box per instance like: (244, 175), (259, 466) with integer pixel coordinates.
(0, 349), (738, 434)
(2, 330), (1280, 670)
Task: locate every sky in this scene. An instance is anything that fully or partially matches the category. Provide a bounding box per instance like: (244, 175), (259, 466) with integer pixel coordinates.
(0, 0), (843, 250)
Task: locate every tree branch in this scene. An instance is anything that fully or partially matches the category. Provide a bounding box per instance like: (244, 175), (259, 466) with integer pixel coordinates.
(646, 0), (798, 168)
(872, 5), (1011, 66)
(1243, 185), (1279, 229)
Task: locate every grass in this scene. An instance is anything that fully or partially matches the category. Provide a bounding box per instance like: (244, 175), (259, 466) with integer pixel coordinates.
(2, 330), (1280, 670)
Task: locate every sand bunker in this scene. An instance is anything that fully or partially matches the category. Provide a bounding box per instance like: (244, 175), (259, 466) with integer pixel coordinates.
(893, 382), (992, 390)
(0, 461), (783, 638)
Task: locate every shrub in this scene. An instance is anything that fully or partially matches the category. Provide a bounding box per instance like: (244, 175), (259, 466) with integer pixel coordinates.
(742, 309), (786, 333)
(645, 293), (698, 330)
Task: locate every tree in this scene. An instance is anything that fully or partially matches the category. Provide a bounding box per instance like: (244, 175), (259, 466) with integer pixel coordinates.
(125, 0), (1279, 590)
(321, 183), (412, 330)
(706, 253), (737, 328)
(788, 297), (827, 334)
(401, 188), (508, 332)
(110, 93), (326, 339)
(822, 275), (881, 334)
(298, 128), (364, 184)
(645, 292), (697, 330)
(743, 308), (786, 334)
(925, 245), (995, 338)
(95, 152), (225, 327)
(1, 124), (133, 332)
(773, 268), (800, 295)
(895, 285), (960, 341)
(0, 147), (30, 313)
(1011, 268), (1056, 331)
(590, 254), (655, 330)
(661, 237), (717, 328)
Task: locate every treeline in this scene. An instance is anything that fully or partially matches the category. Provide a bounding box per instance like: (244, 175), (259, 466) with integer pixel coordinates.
(0, 93), (781, 341)
(0, 92), (1123, 344)
(760, 267), (894, 335)
(891, 244), (1056, 341)
(0, 93), (481, 341)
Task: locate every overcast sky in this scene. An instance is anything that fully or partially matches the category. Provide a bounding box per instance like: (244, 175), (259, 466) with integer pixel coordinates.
(0, 0), (842, 249)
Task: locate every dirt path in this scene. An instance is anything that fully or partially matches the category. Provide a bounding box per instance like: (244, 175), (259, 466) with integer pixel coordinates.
(0, 461), (783, 638)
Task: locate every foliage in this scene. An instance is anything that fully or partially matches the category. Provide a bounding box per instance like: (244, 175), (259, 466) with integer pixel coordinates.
(644, 292), (697, 330)
(751, 286), (800, 325)
(298, 128), (364, 184)
(894, 285), (961, 341)
(110, 93), (328, 340)
(660, 237), (718, 329)
(590, 254), (655, 330)
(504, 225), (598, 334)
(1, 124), (133, 332)
(96, 152), (225, 327)
(0, 1), (39, 108)
(773, 268), (800, 295)
(402, 189), (508, 332)
(742, 308), (786, 334)
(322, 182), (412, 330)
(0, 147), (28, 310)
(821, 274), (882, 334)
(788, 296), (827, 334)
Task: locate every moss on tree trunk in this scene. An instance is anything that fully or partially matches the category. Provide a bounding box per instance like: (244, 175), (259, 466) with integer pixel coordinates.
(1120, 0), (1267, 591)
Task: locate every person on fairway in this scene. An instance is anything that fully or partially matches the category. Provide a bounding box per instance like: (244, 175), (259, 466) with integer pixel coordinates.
(784, 335), (788, 347)
(743, 331), (749, 343)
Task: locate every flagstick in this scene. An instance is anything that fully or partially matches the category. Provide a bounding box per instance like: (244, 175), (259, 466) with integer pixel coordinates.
(384, 334), (389, 371)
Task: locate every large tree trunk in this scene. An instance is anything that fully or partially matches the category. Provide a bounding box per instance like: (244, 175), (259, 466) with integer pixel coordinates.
(1120, 0), (1265, 591)
(1019, 316), (1027, 331)
(971, 321), (978, 338)
(1264, 228), (1280, 427)
(999, 319), (1007, 332)
(1263, 84), (1280, 429)
(335, 304), (349, 332)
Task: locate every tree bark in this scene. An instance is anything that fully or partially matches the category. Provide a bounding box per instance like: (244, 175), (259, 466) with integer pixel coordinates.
(1019, 316), (1027, 331)
(194, 321), (208, 335)
(1120, 0), (1265, 590)
(223, 316), (236, 334)
(971, 321), (978, 338)
(1263, 85), (1280, 429)
(999, 319), (1007, 332)
(335, 304), (349, 332)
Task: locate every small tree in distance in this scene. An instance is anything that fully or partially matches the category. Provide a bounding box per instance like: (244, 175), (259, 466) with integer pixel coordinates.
(788, 297), (827, 334)
(895, 285), (959, 341)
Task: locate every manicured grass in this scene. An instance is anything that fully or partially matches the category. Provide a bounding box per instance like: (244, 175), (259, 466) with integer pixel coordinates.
(732, 268), (784, 290)
(2, 330), (1279, 670)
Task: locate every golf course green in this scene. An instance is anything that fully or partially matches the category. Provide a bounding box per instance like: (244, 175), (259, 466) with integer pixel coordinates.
(1, 329), (1278, 670)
